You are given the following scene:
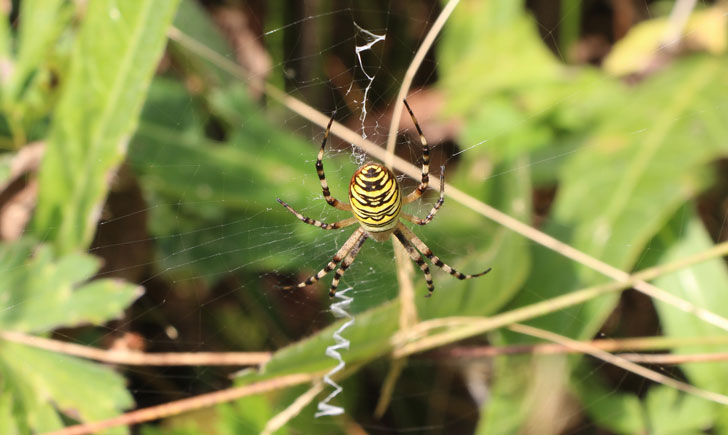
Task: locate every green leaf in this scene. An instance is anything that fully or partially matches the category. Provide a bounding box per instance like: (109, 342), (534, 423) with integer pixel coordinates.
(0, 0), (72, 148)
(0, 361), (63, 433)
(0, 151), (13, 186)
(218, 394), (277, 435)
(130, 80), (406, 313)
(33, 0), (180, 254)
(261, 301), (399, 377)
(642, 209), (728, 430)
(604, 6), (728, 76)
(0, 382), (22, 435)
(574, 366), (646, 434)
(0, 240), (142, 333)
(477, 354), (574, 434)
(416, 156), (531, 319)
(130, 81), (349, 281)
(644, 386), (714, 434)
(652, 212), (728, 394)
(0, 3), (9, 62)
(507, 55), (728, 343)
(0, 341), (133, 434)
(171, 0), (234, 86)
(7, 0), (69, 101)
(438, 0), (620, 171)
(0, 237), (140, 432)
(473, 49), (728, 435)
(438, 0), (561, 113)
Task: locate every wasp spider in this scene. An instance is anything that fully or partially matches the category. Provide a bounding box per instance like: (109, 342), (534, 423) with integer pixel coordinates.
(277, 100), (491, 298)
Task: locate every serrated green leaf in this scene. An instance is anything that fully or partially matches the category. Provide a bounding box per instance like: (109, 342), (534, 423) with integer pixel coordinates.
(652, 212), (728, 395)
(0, 359), (64, 433)
(0, 239), (142, 332)
(475, 355), (537, 434)
(33, 0), (180, 254)
(50, 279), (142, 329)
(0, 341), (133, 434)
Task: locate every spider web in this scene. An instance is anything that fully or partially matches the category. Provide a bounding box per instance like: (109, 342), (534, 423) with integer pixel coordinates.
(14, 0), (728, 433)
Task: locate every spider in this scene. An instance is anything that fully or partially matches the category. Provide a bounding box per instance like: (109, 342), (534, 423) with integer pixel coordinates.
(277, 100), (491, 298)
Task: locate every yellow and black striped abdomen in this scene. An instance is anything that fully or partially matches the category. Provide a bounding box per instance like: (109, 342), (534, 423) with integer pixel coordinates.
(349, 163), (401, 236)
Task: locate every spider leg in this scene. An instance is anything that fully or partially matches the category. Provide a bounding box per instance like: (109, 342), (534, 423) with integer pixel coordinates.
(398, 223), (491, 282)
(317, 113), (352, 211)
(402, 99), (430, 205)
(277, 198), (357, 230)
(281, 228), (365, 290)
(328, 232), (368, 298)
(401, 170), (444, 226)
(393, 229), (435, 297)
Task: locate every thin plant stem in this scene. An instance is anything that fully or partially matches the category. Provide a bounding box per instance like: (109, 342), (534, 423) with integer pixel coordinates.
(509, 323), (728, 405)
(618, 352), (728, 365)
(384, 0), (460, 168)
(0, 331), (271, 366)
(47, 373), (316, 435)
(436, 335), (728, 358)
(662, 0), (697, 48)
(262, 381), (324, 435)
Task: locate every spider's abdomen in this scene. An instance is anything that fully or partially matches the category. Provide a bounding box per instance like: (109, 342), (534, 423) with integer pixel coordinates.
(349, 163), (401, 236)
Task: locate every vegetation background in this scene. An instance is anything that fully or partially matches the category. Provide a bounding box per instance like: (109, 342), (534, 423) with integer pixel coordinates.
(1, 0), (727, 433)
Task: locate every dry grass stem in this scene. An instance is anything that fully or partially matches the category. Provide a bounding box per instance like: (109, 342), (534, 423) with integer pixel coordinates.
(262, 381), (324, 435)
(618, 352), (728, 365)
(384, 0), (461, 167)
(0, 331), (271, 366)
(438, 335), (728, 358)
(47, 373), (316, 435)
(392, 240), (728, 357)
(509, 324), (728, 405)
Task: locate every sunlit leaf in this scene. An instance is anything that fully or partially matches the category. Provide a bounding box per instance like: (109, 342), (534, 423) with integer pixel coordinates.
(604, 6), (728, 76)
(33, 0), (180, 254)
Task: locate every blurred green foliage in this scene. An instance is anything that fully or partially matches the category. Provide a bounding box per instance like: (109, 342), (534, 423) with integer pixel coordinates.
(0, 0), (178, 432)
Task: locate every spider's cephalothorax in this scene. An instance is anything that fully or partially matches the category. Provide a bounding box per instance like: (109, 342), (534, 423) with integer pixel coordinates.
(277, 100), (491, 298)
(348, 163), (401, 240)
